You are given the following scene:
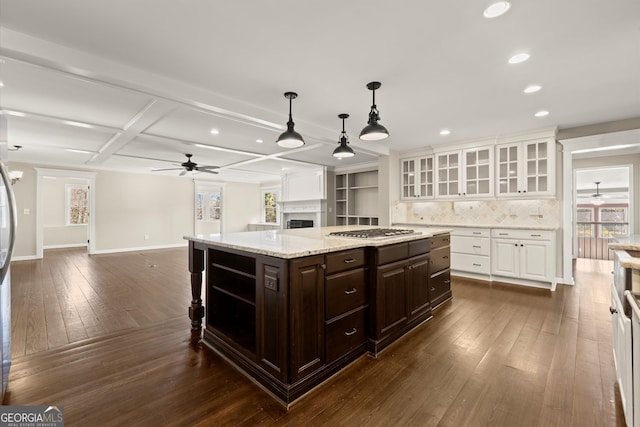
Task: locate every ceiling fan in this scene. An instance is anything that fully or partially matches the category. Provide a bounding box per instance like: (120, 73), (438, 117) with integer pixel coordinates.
(153, 154), (219, 176)
(590, 181), (607, 205)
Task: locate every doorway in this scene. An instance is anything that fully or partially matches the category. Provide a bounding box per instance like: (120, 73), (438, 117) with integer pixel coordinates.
(36, 168), (96, 258)
(574, 166), (631, 260)
(194, 181), (224, 235)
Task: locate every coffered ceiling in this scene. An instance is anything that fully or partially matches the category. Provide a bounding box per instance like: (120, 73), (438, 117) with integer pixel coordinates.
(0, 0), (639, 183)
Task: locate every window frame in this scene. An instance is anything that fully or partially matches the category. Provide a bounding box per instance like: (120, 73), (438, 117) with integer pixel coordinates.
(261, 187), (280, 225)
(65, 183), (89, 226)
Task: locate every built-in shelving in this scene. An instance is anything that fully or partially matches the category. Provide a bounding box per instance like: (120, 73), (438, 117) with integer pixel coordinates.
(335, 169), (379, 226)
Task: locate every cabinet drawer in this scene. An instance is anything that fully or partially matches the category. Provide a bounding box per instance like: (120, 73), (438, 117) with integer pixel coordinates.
(451, 253), (490, 274)
(451, 235), (490, 255)
(326, 307), (367, 363)
(429, 270), (451, 305)
(409, 238), (432, 257)
(491, 229), (553, 241)
(430, 246), (450, 273)
(451, 228), (489, 238)
(430, 234), (451, 249)
(325, 248), (366, 274)
(325, 268), (368, 319)
(376, 243), (409, 265)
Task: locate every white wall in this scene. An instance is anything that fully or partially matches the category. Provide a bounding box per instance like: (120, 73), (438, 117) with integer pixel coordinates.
(43, 176), (88, 248)
(10, 162), (262, 258)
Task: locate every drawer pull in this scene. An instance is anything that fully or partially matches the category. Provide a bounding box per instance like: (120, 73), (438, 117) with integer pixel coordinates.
(344, 288), (358, 295)
(499, 233), (508, 236)
(344, 258), (357, 264)
(443, 255), (449, 259)
(430, 287), (436, 291)
(472, 231), (482, 235)
(609, 306), (618, 315)
(344, 328), (357, 336)
(473, 263), (481, 267)
(530, 234), (541, 237)
(472, 245), (481, 248)
(444, 280), (450, 284)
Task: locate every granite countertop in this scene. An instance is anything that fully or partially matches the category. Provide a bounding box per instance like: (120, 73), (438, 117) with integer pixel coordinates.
(185, 225), (452, 259)
(394, 223), (558, 231)
(608, 235), (640, 251)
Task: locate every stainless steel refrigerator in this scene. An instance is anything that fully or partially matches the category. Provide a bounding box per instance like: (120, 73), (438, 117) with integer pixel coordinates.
(0, 161), (17, 402)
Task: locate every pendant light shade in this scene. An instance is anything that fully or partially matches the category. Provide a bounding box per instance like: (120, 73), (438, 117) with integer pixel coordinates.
(276, 92), (305, 148)
(359, 81), (389, 141)
(333, 113), (355, 159)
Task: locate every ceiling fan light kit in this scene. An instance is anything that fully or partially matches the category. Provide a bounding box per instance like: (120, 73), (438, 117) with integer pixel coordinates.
(333, 113), (355, 159)
(152, 154), (219, 176)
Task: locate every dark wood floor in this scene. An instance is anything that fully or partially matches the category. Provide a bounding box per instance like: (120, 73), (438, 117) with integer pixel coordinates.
(5, 249), (626, 426)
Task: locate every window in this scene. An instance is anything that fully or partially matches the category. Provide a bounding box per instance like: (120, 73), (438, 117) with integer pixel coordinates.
(196, 190), (222, 222)
(262, 188), (279, 224)
(66, 184), (89, 225)
(576, 207), (594, 237)
(599, 206), (628, 237)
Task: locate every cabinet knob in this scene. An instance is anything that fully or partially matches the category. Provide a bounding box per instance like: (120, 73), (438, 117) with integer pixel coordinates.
(344, 288), (357, 295)
(444, 280), (450, 284)
(609, 306), (618, 315)
(344, 328), (357, 336)
(518, 190), (522, 193)
(520, 244), (524, 247)
(430, 287), (436, 291)
(514, 243), (518, 247)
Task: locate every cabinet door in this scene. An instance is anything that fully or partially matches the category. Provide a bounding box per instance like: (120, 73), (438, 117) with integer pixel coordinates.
(256, 262), (287, 381)
(463, 147), (492, 197)
(417, 156), (434, 198)
(524, 140), (551, 195)
(519, 239), (551, 281)
(496, 143), (521, 196)
(375, 260), (408, 338)
(491, 238), (519, 277)
(289, 255), (325, 381)
(611, 285), (633, 422)
(436, 152), (460, 197)
(408, 255), (431, 320)
(401, 158), (417, 199)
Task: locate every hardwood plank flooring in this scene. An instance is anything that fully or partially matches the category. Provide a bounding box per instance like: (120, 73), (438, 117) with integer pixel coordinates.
(4, 249), (626, 426)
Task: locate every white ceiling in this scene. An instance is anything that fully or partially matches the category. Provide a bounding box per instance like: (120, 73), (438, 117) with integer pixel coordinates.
(0, 0), (639, 183)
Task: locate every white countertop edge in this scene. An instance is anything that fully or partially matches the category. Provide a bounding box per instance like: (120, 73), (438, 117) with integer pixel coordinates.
(394, 223), (558, 231)
(185, 226), (452, 259)
(613, 249), (640, 269)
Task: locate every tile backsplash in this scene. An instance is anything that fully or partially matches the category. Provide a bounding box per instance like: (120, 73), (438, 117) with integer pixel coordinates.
(393, 199), (560, 228)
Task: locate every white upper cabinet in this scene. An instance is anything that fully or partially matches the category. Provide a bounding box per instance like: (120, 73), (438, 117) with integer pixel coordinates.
(282, 168), (326, 201)
(400, 156), (434, 200)
(435, 146), (493, 199)
(496, 138), (555, 197)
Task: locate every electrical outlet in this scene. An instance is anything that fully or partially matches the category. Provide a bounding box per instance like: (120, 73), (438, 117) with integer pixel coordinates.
(528, 207), (540, 216)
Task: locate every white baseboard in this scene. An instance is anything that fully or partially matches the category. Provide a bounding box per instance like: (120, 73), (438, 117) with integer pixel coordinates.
(11, 255), (40, 262)
(91, 242), (188, 255)
(44, 243), (88, 250)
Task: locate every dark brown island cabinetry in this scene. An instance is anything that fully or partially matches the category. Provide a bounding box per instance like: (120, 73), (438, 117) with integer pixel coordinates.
(429, 234), (452, 308)
(187, 233), (451, 407)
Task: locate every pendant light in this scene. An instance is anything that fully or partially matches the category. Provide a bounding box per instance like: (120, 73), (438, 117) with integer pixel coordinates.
(276, 92), (305, 148)
(359, 81), (389, 141)
(333, 113), (355, 158)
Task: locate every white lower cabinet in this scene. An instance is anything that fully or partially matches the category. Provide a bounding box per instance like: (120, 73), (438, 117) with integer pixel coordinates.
(451, 228), (490, 277)
(491, 229), (555, 287)
(612, 286), (633, 426)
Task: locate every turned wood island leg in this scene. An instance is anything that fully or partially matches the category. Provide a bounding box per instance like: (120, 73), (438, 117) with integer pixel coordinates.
(188, 241), (205, 337)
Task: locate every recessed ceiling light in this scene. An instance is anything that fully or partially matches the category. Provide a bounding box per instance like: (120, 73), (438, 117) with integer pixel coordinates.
(524, 85), (542, 94)
(440, 129), (451, 136)
(534, 110), (549, 117)
(65, 148), (93, 154)
(483, 1), (511, 18)
(63, 120), (94, 129)
(256, 139), (263, 143)
(508, 53), (530, 64)
(210, 128), (219, 135)
(0, 81), (4, 87)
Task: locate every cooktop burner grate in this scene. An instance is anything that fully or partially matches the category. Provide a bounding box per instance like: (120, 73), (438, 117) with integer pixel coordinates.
(328, 228), (417, 239)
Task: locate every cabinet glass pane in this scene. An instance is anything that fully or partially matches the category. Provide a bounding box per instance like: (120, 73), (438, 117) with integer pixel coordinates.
(500, 180), (507, 193)
(538, 159), (547, 175)
(538, 142), (547, 158)
(467, 166), (477, 179)
(427, 184), (433, 197)
(450, 182), (458, 195)
(479, 180), (489, 194)
(478, 149), (489, 163)
(528, 160), (536, 175)
(500, 163), (507, 177)
(420, 158), (426, 169)
(450, 154), (458, 167)
(427, 171), (433, 182)
(478, 165), (489, 179)
(509, 179), (518, 193)
(467, 182), (477, 194)
(539, 176), (547, 191)
(466, 151), (476, 166)
(439, 183), (447, 194)
(510, 146), (517, 159)
(509, 163), (517, 176)
(439, 170), (447, 181)
(527, 143), (536, 158)
(438, 155), (448, 167)
(449, 168), (458, 180)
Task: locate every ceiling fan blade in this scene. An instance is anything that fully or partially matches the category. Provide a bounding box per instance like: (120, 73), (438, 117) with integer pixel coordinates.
(153, 168), (184, 172)
(196, 165), (219, 170)
(179, 170), (188, 176)
(197, 169), (219, 175)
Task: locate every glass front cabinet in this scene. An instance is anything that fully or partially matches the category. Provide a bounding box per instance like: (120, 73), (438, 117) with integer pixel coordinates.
(435, 146), (493, 198)
(401, 156), (434, 200)
(496, 138), (555, 197)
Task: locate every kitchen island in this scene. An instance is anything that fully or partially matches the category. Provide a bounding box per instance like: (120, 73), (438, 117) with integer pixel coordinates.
(186, 226), (451, 406)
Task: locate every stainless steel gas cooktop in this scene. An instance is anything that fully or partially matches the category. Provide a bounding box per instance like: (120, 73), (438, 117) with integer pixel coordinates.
(328, 228), (418, 239)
